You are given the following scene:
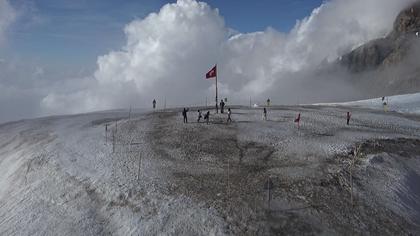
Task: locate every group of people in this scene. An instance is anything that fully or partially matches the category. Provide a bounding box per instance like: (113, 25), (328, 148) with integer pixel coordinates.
(154, 99), (352, 127)
(181, 99), (232, 125)
(196, 110), (211, 124)
(152, 99), (232, 124)
(183, 107), (232, 124)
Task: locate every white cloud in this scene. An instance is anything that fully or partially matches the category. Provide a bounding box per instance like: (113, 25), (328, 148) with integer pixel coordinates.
(0, 0), (16, 43)
(34, 66), (44, 76)
(216, 0), (417, 101)
(39, 0), (416, 115)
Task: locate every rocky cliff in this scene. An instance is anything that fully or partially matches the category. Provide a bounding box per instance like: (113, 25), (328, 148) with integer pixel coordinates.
(340, 2), (420, 73)
(336, 2), (420, 96)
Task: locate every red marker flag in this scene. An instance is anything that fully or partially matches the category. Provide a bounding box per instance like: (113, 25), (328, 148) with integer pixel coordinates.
(294, 113), (301, 123)
(294, 113), (301, 129)
(206, 65), (217, 79)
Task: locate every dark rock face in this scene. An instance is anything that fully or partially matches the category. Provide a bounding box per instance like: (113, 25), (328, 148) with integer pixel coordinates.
(391, 2), (420, 38)
(340, 38), (394, 72)
(340, 2), (420, 73)
(332, 2), (420, 97)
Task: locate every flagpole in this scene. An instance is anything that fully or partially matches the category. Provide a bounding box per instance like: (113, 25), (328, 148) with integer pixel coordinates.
(215, 64), (218, 114)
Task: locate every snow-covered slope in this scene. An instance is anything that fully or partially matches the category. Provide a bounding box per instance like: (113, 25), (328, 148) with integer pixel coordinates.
(321, 92), (420, 115)
(0, 105), (420, 235)
(0, 112), (227, 235)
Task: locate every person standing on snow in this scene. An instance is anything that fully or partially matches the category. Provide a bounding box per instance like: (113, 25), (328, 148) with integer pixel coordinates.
(197, 110), (202, 123)
(204, 111), (210, 124)
(153, 99), (156, 109)
(382, 97), (388, 112)
(347, 112), (351, 125)
(182, 108), (189, 123)
(220, 99), (225, 114)
(227, 108), (232, 123)
(263, 108), (267, 121)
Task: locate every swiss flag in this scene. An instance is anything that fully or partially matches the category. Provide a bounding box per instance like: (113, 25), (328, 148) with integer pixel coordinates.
(206, 65), (217, 79)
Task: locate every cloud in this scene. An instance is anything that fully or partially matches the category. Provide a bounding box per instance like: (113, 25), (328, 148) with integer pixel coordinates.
(218, 0), (417, 102)
(33, 0), (419, 115)
(0, 0), (16, 43)
(34, 66), (44, 76)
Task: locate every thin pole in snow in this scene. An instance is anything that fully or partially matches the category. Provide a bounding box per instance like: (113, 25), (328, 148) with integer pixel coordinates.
(227, 158), (230, 197)
(265, 176), (273, 212)
(112, 130), (115, 153)
(137, 152), (142, 181)
(267, 176), (271, 210)
(105, 124), (109, 144)
(215, 64), (219, 114)
(164, 97), (166, 110)
(350, 167), (353, 206)
(350, 145), (359, 207)
(254, 195), (257, 216)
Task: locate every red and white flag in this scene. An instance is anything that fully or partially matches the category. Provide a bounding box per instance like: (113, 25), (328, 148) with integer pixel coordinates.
(206, 65), (217, 79)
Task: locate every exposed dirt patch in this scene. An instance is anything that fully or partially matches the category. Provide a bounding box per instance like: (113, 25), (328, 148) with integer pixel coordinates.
(144, 110), (420, 235)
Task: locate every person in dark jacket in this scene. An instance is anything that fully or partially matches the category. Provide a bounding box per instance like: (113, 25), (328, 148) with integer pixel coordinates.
(263, 108), (267, 121)
(347, 112), (351, 125)
(152, 99), (156, 109)
(197, 110), (202, 123)
(182, 108), (189, 123)
(204, 111), (210, 124)
(220, 100), (225, 113)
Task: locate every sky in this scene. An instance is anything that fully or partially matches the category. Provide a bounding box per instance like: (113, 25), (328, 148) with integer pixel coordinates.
(8, 0), (324, 73)
(0, 0), (416, 122)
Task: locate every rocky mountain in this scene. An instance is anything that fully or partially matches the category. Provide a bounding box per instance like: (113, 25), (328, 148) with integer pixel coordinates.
(336, 2), (420, 96)
(340, 2), (420, 72)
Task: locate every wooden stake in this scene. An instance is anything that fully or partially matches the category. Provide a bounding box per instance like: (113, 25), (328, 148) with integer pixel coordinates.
(350, 165), (353, 207)
(137, 152), (142, 181)
(112, 130), (115, 153)
(267, 176), (271, 210)
(350, 145), (360, 207)
(164, 97), (166, 110)
(105, 124), (109, 144)
(254, 195), (257, 217)
(215, 64), (219, 114)
(227, 158), (230, 197)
